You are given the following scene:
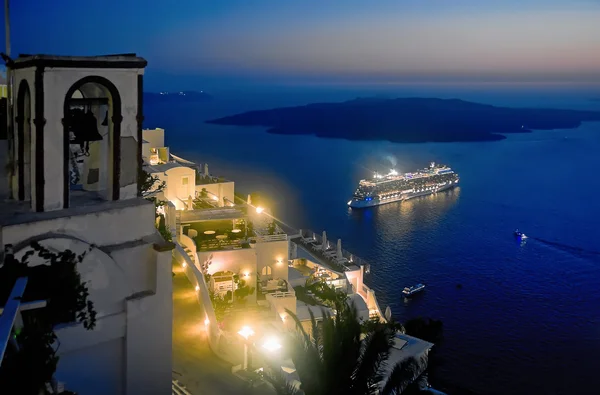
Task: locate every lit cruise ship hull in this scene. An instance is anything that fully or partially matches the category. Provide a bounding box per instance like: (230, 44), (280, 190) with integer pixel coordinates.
(348, 162), (459, 209)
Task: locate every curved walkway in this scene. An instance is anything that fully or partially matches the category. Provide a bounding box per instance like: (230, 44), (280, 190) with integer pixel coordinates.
(172, 269), (274, 395)
(172, 269), (243, 394)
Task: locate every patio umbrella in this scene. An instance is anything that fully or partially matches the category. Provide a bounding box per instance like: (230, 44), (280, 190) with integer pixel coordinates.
(385, 306), (392, 322)
(187, 195), (193, 210)
(337, 239), (342, 258)
(291, 243), (298, 259)
(298, 228), (303, 238)
(322, 231), (327, 248)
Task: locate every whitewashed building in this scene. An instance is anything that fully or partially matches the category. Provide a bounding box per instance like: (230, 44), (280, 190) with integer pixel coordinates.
(0, 54), (173, 394)
(142, 128), (235, 208)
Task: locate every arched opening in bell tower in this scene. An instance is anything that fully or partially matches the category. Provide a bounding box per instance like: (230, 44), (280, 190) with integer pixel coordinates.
(16, 79), (32, 203)
(63, 76), (122, 206)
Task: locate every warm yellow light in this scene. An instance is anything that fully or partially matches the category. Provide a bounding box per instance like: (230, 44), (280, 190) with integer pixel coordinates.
(244, 272), (250, 278)
(182, 262), (187, 268)
(262, 337), (282, 353)
(204, 318), (210, 326)
(212, 195), (219, 201)
(238, 326), (255, 340)
(279, 313), (287, 321)
(195, 285), (200, 292)
(256, 207), (264, 214)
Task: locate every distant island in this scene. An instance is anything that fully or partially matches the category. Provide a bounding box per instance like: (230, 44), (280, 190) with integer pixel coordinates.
(206, 97), (600, 143)
(144, 90), (212, 103)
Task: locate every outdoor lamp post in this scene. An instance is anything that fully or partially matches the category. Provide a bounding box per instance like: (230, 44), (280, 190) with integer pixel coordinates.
(238, 325), (255, 370)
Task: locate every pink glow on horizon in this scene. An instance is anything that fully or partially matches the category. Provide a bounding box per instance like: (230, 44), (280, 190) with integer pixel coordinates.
(159, 8), (600, 83)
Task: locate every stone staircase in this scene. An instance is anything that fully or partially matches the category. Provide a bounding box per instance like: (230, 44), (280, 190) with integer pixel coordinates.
(182, 245), (195, 264)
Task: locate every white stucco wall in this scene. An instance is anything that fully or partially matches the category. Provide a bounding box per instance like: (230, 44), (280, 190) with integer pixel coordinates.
(344, 265), (364, 294)
(55, 338), (126, 395)
(254, 239), (289, 282)
(165, 166), (196, 202)
(1, 199), (155, 247)
(196, 181), (235, 206)
(148, 165), (196, 205)
(3, 199), (172, 394)
(11, 68), (36, 204)
(142, 128), (164, 150)
(266, 292), (297, 326)
(200, 248), (258, 303)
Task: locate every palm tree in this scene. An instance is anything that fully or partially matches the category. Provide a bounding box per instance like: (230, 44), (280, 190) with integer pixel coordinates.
(265, 302), (422, 395)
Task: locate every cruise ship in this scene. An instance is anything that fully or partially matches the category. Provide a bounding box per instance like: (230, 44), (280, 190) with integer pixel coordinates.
(348, 162), (459, 209)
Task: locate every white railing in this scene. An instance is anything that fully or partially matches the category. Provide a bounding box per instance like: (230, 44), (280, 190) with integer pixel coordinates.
(251, 234), (288, 243)
(172, 379), (193, 395)
(266, 291), (295, 299)
(0, 277), (28, 361)
(173, 243), (222, 355)
(179, 234), (197, 266)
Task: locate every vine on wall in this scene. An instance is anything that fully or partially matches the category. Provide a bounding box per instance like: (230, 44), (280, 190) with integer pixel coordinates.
(0, 242), (98, 394)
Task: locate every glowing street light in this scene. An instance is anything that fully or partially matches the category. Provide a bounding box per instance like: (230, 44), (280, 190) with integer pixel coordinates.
(262, 337), (282, 353)
(238, 326), (255, 370)
(238, 326), (255, 339)
(255, 206), (264, 214)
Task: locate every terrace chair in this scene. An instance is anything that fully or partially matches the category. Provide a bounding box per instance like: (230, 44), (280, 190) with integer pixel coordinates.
(301, 236), (314, 244)
(335, 256), (349, 263)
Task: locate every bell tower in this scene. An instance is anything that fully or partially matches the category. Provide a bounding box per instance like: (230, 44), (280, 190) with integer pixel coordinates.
(9, 54), (147, 212)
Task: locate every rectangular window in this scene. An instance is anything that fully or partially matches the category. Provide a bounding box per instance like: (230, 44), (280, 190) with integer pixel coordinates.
(182, 177), (189, 185)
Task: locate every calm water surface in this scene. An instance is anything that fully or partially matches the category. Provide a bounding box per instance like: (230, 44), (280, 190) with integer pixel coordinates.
(146, 86), (600, 395)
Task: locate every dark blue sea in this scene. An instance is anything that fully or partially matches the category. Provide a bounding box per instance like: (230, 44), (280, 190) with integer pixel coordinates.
(146, 83), (600, 395)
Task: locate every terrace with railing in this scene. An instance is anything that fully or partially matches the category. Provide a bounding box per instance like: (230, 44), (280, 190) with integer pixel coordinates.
(290, 229), (370, 274)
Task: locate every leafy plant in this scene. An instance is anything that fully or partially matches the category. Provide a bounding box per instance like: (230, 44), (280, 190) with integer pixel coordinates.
(233, 277), (255, 303)
(306, 280), (347, 310)
(264, 302), (423, 395)
(138, 168), (165, 198)
(209, 291), (229, 322)
(0, 242), (97, 394)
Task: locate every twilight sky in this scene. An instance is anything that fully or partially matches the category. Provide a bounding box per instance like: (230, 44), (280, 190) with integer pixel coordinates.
(3, 0), (600, 88)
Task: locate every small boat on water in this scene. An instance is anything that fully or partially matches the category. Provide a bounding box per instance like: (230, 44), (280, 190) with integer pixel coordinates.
(514, 229), (528, 239)
(402, 283), (425, 297)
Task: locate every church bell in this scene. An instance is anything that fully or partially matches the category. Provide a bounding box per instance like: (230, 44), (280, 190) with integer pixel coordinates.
(68, 107), (103, 150)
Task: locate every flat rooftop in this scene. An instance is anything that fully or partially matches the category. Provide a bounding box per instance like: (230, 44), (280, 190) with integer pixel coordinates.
(0, 193), (152, 227)
(180, 208), (246, 222)
(385, 333), (433, 370)
(295, 302), (333, 322)
(11, 54), (147, 70)
(145, 162), (187, 173)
